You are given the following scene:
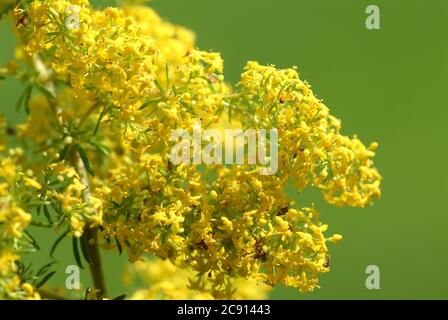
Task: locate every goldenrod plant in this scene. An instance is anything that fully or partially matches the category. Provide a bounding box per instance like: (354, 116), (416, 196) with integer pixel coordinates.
(0, 0), (381, 300)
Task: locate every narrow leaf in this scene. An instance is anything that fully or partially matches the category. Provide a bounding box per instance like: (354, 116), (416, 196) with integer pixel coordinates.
(23, 85), (32, 114)
(35, 271), (57, 289)
(43, 205), (53, 224)
(165, 63), (170, 94)
(50, 228), (70, 258)
(24, 230), (40, 251)
(87, 141), (109, 156)
(154, 79), (165, 95)
(57, 144), (70, 161)
(36, 261), (57, 277)
(80, 234), (91, 264)
(72, 236), (84, 269)
(76, 144), (94, 176)
(16, 85), (31, 112)
(36, 84), (56, 100)
(115, 236), (122, 256)
(93, 105), (108, 136)
(30, 221), (52, 228)
(138, 97), (163, 110)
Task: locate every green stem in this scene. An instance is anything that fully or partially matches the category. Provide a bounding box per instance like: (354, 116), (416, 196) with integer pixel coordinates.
(74, 152), (108, 299)
(38, 288), (69, 300)
(83, 226), (108, 299)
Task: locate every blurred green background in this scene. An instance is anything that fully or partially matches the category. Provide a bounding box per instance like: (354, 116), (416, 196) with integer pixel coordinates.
(1, 0), (447, 299)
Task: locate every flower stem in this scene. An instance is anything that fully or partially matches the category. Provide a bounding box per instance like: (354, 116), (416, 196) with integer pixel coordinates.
(83, 226), (108, 299)
(38, 288), (69, 300)
(75, 153), (108, 299)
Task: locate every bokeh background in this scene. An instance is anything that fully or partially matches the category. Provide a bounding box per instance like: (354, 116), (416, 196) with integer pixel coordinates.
(1, 0), (447, 299)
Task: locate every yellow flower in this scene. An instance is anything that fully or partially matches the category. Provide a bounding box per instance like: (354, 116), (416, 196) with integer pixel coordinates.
(329, 234), (343, 244)
(23, 177), (42, 190)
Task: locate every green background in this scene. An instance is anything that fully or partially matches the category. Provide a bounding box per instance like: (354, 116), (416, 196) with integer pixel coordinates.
(1, 0), (447, 299)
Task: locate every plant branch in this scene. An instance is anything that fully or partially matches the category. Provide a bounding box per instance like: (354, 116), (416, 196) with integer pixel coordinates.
(37, 288), (69, 300)
(32, 53), (108, 300)
(83, 225), (107, 299)
(74, 151), (108, 300)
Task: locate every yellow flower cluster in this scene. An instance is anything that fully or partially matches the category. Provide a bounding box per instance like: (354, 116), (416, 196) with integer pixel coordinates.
(3, 0), (382, 299)
(234, 61), (381, 207)
(0, 141), (40, 299)
(0, 121), (99, 298)
(21, 0), (225, 149)
(123, 258), (270, 300)
(14, 93), (104, 238)
(49, 162), (103, 237)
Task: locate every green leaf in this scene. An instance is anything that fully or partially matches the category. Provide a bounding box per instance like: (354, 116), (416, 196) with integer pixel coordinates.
(50, 228), (70, 258)
(112, 294), (127, 300)
(23, 85), (32, 114)
(27, 200), (45, 208)
(16, 85), (32, 114)
(24, 230), (40, 251)
(35, 271), (57, 289)
(76, 144), (95, 176)
(154, 79), (165, 95)
(115, 236), (122, 256)
(17, 261), (33, 281)
(50, 202), (64, 216)
(138, 97), (163, 110)
(93, 104), (109, 136)
(36, 261), (57, 277)
(36, 84), (56, 100)
(30, 221), (53, 228)
(72, 236), (84, 269)
(165, 63), (170, 94)
(87, 141), (109, 156)
(43, 205), (54, 225)
(57, 144), (70, 161)
(80, 234), (91, 264)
